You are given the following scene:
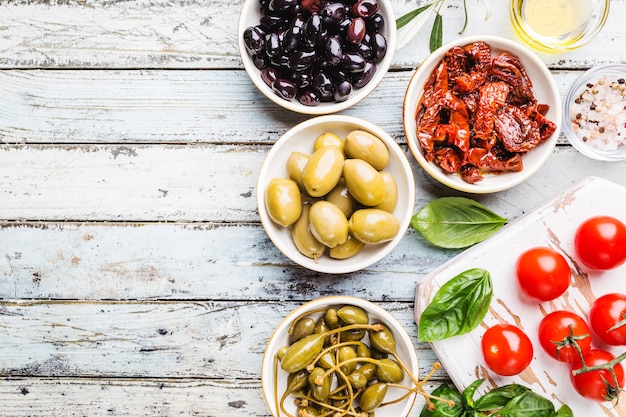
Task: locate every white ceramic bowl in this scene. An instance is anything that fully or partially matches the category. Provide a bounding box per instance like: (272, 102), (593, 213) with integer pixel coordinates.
(403, 35), (562, 194)
(237, 0), (396, 115)
(261, 296), (419, 417)
(562, 64), (626, 161)
(257, 115), (415, 274)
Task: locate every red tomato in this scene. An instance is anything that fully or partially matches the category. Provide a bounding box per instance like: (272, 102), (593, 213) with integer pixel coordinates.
(538, 310), (592, 363)
(481, 323), (533, 376)
(570, 349), (625, 402)
(574, 215), (626, 270)
(516, 247), (570, 301)
(588, 293), (626, 346)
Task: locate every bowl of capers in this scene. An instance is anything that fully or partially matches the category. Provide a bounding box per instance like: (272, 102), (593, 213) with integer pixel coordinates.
(261, 296), (421, 417)
(257, 114), (416, 274)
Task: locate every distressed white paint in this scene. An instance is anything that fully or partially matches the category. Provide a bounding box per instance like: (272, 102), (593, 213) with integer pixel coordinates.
(0, 0), (625, 69)
(0, 0), (625, 415)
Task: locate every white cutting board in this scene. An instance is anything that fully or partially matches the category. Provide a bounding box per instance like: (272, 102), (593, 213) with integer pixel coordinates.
(415, 176), (626, 416)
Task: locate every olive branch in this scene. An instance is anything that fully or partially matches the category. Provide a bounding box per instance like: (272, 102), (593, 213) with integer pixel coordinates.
(395, 0), (492, 51)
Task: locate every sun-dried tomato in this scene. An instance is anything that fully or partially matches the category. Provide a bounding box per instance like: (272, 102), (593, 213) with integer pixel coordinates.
(473, 81), (510, 144)
(494, 105), (541, 153)
(453, 41), (492, 94)
(415, 42), (556, 184)
(491, 52), (535, 105)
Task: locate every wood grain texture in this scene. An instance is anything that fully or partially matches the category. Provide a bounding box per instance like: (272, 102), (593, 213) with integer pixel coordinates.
(1, 0), (625, 69)
(0, 69), (587, 144)
(1, 0), (626, 415)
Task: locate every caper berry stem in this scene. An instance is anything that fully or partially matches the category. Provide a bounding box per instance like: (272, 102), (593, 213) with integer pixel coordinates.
(315, 357), (381, 385)
(306, 340), (370, 372)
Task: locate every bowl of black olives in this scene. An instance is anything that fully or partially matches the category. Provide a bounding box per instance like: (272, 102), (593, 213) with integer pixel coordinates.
(257, 114), (415, 273)
(261, 296), (420, 417)
(238, 0), (396, 114)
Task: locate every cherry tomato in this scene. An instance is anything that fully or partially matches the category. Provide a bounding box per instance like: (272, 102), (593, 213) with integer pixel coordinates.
(481, 323), (533, 376)
(570, 349), (625, 402)
(574, 215), (626, 270)
(588, 293), (626, 346)
(538, 310), (592, 363)
(516, 247), (570, 301)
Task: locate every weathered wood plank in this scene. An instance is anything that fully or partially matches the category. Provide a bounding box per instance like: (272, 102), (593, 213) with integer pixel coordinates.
(0, 376), (444, 416)
(0, 69), (582, 145)
(1, 0), (624, 69)
(0, 301), (445, 381)
(0, 143), (624, 222)
(0, 221), (457, 300)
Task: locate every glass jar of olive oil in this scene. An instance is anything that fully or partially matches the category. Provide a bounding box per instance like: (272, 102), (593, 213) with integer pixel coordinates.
(510, 0), (610, 53)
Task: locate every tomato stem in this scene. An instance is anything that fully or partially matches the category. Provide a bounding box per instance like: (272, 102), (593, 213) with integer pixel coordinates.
(608, 312), (626, 332)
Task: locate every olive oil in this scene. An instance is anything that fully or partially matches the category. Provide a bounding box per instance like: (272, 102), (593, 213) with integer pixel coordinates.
(512, 0), (594, 51)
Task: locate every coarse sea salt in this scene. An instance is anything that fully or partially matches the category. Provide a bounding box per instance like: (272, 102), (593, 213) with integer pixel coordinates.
(570, 76), (626, 152)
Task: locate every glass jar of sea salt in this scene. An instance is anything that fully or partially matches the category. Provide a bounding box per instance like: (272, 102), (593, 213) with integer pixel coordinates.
(563, 64), (626, 161)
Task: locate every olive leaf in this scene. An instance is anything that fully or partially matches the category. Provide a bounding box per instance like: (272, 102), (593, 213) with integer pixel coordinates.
(418, 268), (492, 342)
(429, 12), (443, 52)
(411, 197), (507, 249)
(396, 0), (492, 50)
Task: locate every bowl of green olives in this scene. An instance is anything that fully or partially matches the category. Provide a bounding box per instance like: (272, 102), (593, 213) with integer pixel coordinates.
(257, 115), (415, 274)
(261, 296), (420, 417)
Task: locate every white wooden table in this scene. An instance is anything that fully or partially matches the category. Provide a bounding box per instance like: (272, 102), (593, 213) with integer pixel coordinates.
(1, 0), (625, 415)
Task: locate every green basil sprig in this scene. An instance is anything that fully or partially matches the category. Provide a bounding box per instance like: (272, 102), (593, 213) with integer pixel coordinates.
(411, 197), (507, 249)
(420, 379), (573, 417)
(418, 268), (492, 342)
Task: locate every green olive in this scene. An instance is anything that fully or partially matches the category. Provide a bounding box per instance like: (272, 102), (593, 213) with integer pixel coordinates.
(288, 317), (316, 345)
(308, 201), (348, 248)
(348, 209), (400, 244)
(292, 204), (326, 261)
(343, 159), (385, 206)
(338, 346), (358, 375)
(337, 305), (369, 325)
(325, 178), (357, 218)
(286, 151), (310, 191)
(329, 234), (366, 260)
(344, 130), (390, 170)
(313, 132), (345, 154)
(360, 382), (388, 412)
(376, 358), (404, 383)
(265, 178), (302, 227)
(373, 171), (398, 213)
(302, 146), (344, 198)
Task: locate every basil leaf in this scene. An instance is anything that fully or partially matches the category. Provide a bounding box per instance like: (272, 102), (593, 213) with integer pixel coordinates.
(418, 268), (493, 342)
(461, 379), (484, 408)
(396, 4), (432, 30)
(411, 197), (507, 249)
(474, 384), (530, 411)
(553, 404), (574, 417)
(419, 383), (464, 417)
(499, 391), (555, 417)
(429, 12), (443, 52)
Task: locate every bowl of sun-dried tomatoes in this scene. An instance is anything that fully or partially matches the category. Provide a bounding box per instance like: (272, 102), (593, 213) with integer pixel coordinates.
(402, 35), (562, 193)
